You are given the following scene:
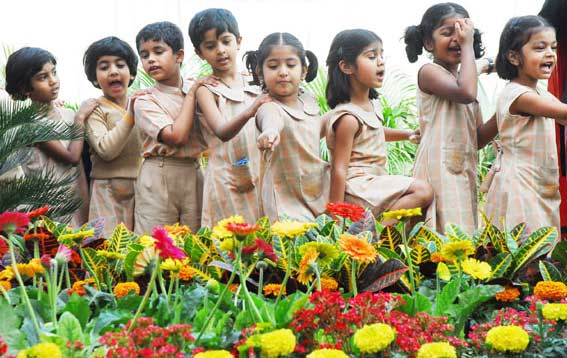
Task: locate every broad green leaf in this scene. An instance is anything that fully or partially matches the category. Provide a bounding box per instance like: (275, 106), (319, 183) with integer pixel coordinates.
(434, 280), (459, 316)
(445, 223), (471, 242)
(379, 225), (402, 252)
(512, 227), (557, 276)
(58, 311), (84, 344)
(489, 253), (513, 279)
(80, 247), (107, 282)
(107, 223), (135, 254)
(437, 262), (451, 281)
(539, 260), (563, 282)
(62, 293), (91, 329)
(410, 245), (431, 265)
(0, 302), (25, 354)
(551, 241), (567, 267)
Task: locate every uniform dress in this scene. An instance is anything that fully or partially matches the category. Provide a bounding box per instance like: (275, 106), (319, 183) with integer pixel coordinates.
(21, 105), (89, 227)
(484, 82), (561, 232)
(324, 101), (413, 215)
(85, 97), (142, 237)
(412, 63), (483, 234)
(134, 79), (206, 234)
(197, 74), (261, 228)
(256, 91), (329, 222)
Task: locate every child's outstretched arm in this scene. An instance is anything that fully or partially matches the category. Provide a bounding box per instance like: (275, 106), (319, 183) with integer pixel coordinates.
(157, 76), (219, 146)
(256, 103), (284, 151)
(510, 92), (567, 125)
(37, 99), (98, 165)
(477, 114), (498, 149)
(197, 87), (272, 142)
(383, 128), (420, 144)
(329, 114), (359, 203)
(418, 18), (478, 104)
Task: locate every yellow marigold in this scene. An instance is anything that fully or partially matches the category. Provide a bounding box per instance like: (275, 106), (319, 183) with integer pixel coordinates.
(260, 329), (296, 358)
(416, 342), (456, 358)
(321, 276), (339, 291)
(160, 258), (186, 272)
(17, 258), (45, 277)
(17, 342), (62, 358)
(165, 223), (191, 237)
(354, 323), (396, 353)
(306, 349), (349, 358)
(297, 247), (319, 284)
(431, 252), (452, 263)
(263, 283), (285, 296)
(0, 280), (11, 292)
(0, 268), (14, 281)
(71, 278), (97, 295)
(440, 240), (475, 262)
(96, 250), (126, 260)
(194, 350), (233, 358)
(534, 281), (567, 301)
(485, 325), (529, 353)
(212, 216), (245, 239)
(271, 220), (317, 239)
(298, 242), (339, 267)
(542, 303), (567, 321)
(219, 238), (236, 252)
(382, 208), (422, 221)
(178, 266), (196, 281)
(113, 282), (140, 299)
(496, 286), (521, 302)
(338, 234), (377, 263)
(461, 258), (491, 280)
(138, 235), (155, 247)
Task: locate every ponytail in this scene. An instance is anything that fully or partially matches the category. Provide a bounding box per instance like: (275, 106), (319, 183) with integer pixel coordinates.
(472, 28), (485, 59)
(243, 50), (261, 86)
(304, 50), (319, 82)
(404, 25), (423, 63)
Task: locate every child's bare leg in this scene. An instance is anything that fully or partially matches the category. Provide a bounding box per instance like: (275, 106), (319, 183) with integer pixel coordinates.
(382, 179), (433, 226)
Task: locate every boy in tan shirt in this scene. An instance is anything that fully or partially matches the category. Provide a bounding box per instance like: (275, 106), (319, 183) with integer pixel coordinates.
(133, 21), (216, 234)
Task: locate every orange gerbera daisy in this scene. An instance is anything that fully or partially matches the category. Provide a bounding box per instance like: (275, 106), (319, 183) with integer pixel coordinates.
(338, 234), (377, 263)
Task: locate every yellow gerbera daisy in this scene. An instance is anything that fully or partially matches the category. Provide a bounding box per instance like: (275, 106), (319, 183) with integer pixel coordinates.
(297, 247), (319, 284)
(460, 258), (492, 280)
(440, 240), (475, 262)
(298, 242), (339, 267)
(271, 220), (317, 238)
(382, 208), (422, 221)
(212, 215), (245, 240)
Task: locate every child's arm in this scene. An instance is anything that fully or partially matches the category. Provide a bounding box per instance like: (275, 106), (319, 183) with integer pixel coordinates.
(37, 100), (98, 165)
(510, 92), (567, 124)
(418, 19), (478, 104)
(329, 114), (359, 203)
(383, 128), (420, 143)
(196, 87), (271, 142)
(477, 114), (498, 149)
(256, 103), (285, 151)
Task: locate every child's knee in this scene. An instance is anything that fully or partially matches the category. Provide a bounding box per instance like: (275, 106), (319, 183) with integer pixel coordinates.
(411, 179), (433, 205)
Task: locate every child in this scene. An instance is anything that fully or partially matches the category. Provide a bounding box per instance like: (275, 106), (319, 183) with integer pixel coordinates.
(324, 29), (433, 221)
(404, 2), (496, 234)
(484, 15), (567, 233)
(244, 32), (329, 222)
(189, 8), (271, 228)
(5, 47), (96, 226)
(133, 21), (216, 234)
(82, 36), (142, 237)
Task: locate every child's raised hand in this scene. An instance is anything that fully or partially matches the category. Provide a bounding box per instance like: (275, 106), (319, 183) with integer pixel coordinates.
(127, 89), (151, 118)
(454, 18), (474, 46)
(408, 129), (421, 144)
(188, 75), (221, 94)
(75, 98), (99, 124)
(257, 129), (280, 151)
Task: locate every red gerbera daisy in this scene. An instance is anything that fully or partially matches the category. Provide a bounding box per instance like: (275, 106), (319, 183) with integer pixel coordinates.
(152, 226), (187, 260)
(225, 222), (260, 238)
(0, 239), (7, 257)
(326, 202), (365, 222)
(242, 238), (278, 262)
(0, 211), (30, 234)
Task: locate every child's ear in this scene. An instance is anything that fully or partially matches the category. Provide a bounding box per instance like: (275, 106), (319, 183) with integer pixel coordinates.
(338, 60), (354, 75)
(175, 48), (185, 64)
(195, 47), (205, 60)
(506, 50), (520, 66)
(236, 36), (242, 51)
(424, 38), (434, 53)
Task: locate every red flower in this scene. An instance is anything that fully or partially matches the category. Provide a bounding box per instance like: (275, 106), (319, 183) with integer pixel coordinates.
(242, 238), (278, 262)
(23, 232), (51, 241)
(0, 239), (7, 257)
(0, 336), (7, 355)
(26, 206), (50, 219)
(0, 211), (30, 234)
(225, 222), (260, 237)
(326, 202), (365, 222)
(152, 227), (187, 260)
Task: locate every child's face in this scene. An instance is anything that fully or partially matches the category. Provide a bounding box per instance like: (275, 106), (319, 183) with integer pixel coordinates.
(352, 41), (385, 89)
(514, 28), (557, 83)
(96, 55), (133, 101)
(427, 15), (466, 68)
(197, 29), (241, 74)
(28, 61), (59, 103)
(138, 39), (183, 85)
(261, 45), (306, 100)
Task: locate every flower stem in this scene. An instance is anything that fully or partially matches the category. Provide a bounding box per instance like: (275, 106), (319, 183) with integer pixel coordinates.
(314, 264), (322, 291)
(257, 266), (264, 298)
(351, 259), (358, 296)
(128, 260), (159, 333)
(275, 241), (294, 307)
(400, 223), (416, 311)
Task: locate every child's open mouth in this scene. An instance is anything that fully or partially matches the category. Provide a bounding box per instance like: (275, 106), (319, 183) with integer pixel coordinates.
(109, 80), (123, 89)
(540, 62), (554, 73)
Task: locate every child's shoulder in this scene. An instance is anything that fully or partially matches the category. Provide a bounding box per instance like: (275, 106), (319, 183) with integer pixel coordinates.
(323, 101), (381, 129)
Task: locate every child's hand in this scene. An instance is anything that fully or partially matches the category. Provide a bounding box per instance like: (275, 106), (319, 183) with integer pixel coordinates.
(257, 129), (280, 151)
(408, 129), (421, 144)
(127, 89), (151, 119)
(454, 18), (474, 46)
(188, 75), (221, 94)
(247, 94), (272, 118)
(75, 99), (99, 124)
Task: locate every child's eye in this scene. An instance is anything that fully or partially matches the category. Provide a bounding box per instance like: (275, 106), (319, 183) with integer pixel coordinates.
(206, 45), (215, 50)
(223, 40), (231, 45)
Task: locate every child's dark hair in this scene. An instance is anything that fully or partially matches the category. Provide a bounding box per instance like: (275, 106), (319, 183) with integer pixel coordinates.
(135, 21), (184, 53)
(325, 29), (381, 109)
(243, 32), (318, 89)
(496, 15), (554, 80)
(83, 36), (138, 88)
(404, 2), (485, 63)
(5, 47), (56, 101)
(188, 8), (240, 50)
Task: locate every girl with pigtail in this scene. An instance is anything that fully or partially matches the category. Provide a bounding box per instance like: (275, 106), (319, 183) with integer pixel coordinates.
(243, 32), (330, 222)
(403, 2), (497, 234)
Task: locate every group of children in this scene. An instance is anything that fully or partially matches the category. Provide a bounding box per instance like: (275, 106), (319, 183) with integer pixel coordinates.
(2, 2), (567, 237)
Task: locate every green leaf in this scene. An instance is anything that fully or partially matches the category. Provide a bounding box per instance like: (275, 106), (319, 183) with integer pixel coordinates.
(489, 253), (513, 279)
(80, 247), (107, 283)
(410, 245), (431, 265)
(62, 293), (91, 329)
(107, 223), (135, 254)
(512, 226), (557, 276)
(274, 292), (309, 327)
(539, 260), (563, 282)
(398, 293), (432, 316)
(445, 223), (471, 242)
(413, 223), (445, 248)
(360, 259), (409, 292)
(449, 285), (503, 335)
(379, 226), (402, 252)
(434, 280), (460, 316)
(0, 302), (26, 354)
(551, 241), (567, 268)
(57, 311), (84, 344)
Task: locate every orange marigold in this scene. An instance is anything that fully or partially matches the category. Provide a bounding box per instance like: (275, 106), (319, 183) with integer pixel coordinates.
(165, 223), (191, 237)
(263, 283), (286, 296)
(113, 282), (140, 299)
(338, 234), (377, 263)
(534, 281), (567, 301)
(178, 266), (196, 281)
(0, 280), (10, 292)
(496, 286), (521, 302)
(321, 277), (339, 291)
(71, 278), (97, 296)
(431, 252), (452, 263)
